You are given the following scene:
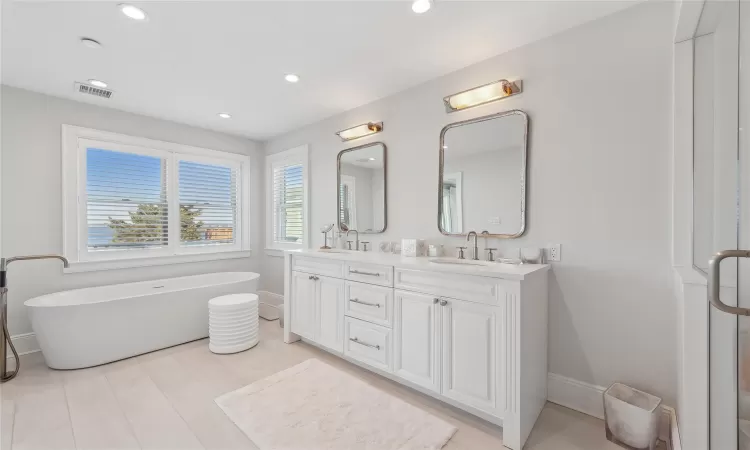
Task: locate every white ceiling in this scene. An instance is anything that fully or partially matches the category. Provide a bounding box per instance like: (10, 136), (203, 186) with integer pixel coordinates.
(2, 1), (638, 141)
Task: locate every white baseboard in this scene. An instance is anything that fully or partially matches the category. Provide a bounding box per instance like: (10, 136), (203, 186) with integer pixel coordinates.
(258, 290), (283, 307)
(5, 333), (40, 359)
(548, 373), (607, 419)
(547, 372), (677, 446)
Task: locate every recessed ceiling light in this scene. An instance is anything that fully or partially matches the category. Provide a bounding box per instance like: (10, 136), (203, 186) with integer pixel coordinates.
(218, 113), (231, 119)
(80, 38), (102, 49)
(119, 4), (147, 21)
(368, 158), (376, 161)
(412, 0), (432, 14)
(285, 74), (300, 83)
(88, 79), (108, 88)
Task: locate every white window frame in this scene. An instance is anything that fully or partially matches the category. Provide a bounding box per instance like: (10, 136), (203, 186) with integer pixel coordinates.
(265, 145), (309, 257)
(62, 125), (252, 273)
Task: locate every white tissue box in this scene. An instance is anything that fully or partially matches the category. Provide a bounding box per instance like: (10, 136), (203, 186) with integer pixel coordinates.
(402, 239), (426, 257)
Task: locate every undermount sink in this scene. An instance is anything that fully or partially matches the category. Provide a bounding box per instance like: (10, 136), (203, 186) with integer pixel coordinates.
(428, 258), (491, 267)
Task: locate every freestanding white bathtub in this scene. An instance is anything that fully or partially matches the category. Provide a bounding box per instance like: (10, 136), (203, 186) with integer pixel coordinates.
(25, 272), (259, 369)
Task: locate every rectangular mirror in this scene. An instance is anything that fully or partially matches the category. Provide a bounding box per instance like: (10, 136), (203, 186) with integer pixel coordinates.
(337, 142), (387, 233)
(438, 110), (528, 237)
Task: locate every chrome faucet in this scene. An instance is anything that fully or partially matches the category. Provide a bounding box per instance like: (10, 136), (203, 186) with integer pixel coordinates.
(346, 229), (359, 251)
(466, 231), (479, 260)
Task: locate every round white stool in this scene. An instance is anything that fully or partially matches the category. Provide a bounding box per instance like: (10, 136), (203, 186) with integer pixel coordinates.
(208, 293), (259, 354)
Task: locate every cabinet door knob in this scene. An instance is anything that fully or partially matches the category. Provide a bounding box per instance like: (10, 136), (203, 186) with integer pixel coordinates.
(433, 298), (440, 304)
(308, 275), (314, 280)
(439, 299), (448, 306)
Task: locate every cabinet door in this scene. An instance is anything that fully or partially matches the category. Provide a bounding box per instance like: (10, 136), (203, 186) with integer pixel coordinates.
(441, 297), (501, 416)
(290, 271), (317, 340)
(393, 290), (440, 392)
(315, 275), (345, 352)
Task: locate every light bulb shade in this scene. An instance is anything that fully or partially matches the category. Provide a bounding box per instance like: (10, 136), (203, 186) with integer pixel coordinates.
(443, 79), (522, 112)
(412, 0), (432, 13)
(88, 79), (108, 88)
(119, 4), (147, 21)
(336, 122), (383, 142)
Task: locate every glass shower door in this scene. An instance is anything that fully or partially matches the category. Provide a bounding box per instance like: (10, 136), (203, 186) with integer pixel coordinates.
(702, 0), (750, 448)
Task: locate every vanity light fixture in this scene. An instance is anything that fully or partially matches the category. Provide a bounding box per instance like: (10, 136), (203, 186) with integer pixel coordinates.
(336, 122), (383, 142)
(88, 79), (108, 88)
(443, 79), (523, 112)
(119, 4), (148, 21)
(412, 0), (432, 14)
(217, 113), (231, 119)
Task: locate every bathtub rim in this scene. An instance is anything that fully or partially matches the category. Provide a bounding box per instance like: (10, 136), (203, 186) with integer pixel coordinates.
(25, 271), (259, 308)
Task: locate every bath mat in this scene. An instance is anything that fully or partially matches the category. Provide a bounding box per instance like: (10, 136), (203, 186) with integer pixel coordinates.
(215, 358), (457, 450)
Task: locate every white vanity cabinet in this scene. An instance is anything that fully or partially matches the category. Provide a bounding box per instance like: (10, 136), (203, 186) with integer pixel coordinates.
(284, 250), (549, 450)
(289, 271), (317, 340)
(393, 290), (441, 392)
(290, 271), (345, 352)
(440, 296), (502, 416)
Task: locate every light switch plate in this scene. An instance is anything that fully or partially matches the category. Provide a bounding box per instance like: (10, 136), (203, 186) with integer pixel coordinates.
(547, 244), (561, 262)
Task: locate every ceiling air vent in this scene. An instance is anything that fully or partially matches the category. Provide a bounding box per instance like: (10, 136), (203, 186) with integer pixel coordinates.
(74, 82), (113, 99)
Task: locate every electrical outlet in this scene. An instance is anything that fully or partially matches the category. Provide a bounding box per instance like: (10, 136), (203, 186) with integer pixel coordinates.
(547, 244), (561, 262)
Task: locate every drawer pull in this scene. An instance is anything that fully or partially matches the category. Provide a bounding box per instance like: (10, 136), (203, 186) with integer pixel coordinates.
(349, 337), (381, 350)
(350, 298), (381, 308)
(350, 269), (380, 277)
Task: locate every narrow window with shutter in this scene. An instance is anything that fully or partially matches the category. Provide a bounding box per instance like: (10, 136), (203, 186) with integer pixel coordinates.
(266, 145), (309, 253)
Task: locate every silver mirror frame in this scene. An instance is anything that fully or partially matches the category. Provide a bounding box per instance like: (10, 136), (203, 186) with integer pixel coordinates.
(437, 109), (529, 238)
(337, 141), (387, 234)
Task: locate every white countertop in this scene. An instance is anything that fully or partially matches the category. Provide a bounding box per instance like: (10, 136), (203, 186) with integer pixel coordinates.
(287, 249), (549, 281)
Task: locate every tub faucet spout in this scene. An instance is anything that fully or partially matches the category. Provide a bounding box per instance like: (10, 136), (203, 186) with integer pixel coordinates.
(0, 254), (69, 383)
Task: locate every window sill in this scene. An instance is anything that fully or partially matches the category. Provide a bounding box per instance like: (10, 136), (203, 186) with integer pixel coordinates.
(63, 250), (253, 274)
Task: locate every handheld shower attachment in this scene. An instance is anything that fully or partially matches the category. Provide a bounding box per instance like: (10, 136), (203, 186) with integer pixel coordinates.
(0, 255), (69, 382)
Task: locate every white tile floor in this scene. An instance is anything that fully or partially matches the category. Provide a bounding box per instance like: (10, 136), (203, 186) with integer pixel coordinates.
(0, 320), (662, 450)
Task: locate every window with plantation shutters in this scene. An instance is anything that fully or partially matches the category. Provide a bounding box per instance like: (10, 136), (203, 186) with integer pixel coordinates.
(178, 159), (239, 247)
(86, 148), (169, 251)
(63, 125), (252, 270)
(266, 146), (309, 253)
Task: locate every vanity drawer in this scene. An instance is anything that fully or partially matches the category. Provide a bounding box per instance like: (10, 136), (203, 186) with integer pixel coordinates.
(344, 317), (392, 373)
(345, 262), (393, 287)
(292, 256), (345, 278)
(394, 268), (503, 306)
(345, 281), (393, 328)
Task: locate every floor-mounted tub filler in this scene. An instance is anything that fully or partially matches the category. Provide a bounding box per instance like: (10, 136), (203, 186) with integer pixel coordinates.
(0, 254), (70, 381)
(25, 271), (259, 370)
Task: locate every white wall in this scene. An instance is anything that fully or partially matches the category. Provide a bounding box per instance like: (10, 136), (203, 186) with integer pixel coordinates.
(1, 86), (263, 337)
(262, 1), (677, 404)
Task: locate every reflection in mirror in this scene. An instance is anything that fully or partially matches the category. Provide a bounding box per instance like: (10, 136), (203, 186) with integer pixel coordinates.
(337, 142), (386, 233)
(439, 110), (527, 237)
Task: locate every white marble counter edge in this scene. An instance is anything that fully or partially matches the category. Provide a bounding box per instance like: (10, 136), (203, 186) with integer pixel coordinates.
(285, 249), (549, 281)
